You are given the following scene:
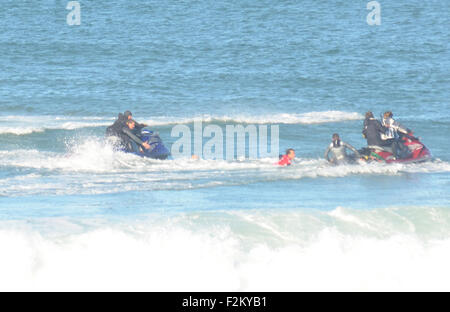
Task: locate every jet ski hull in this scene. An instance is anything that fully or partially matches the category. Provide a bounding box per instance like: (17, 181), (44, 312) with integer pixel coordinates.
(359, 135), (431, 164)
(125, 128), (170, 160)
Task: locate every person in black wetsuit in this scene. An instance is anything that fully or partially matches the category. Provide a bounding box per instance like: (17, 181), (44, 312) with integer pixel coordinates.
(106, 111), (150, 150)
(106, 113), (127, 138)
(362, 111), (388, 148)
(120, 119), (151, 153)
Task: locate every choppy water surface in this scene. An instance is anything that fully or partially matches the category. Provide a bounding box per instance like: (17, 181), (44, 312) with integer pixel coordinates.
(0, 0), (449, 291)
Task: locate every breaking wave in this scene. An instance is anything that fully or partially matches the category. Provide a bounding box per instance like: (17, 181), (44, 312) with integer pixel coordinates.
(1, 206), (450, 291)
(0, 115), (113, 135)
(0, 111), (363, 135)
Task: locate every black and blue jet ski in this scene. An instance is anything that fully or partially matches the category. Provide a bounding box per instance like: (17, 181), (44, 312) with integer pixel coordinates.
(127, 127), (170, 160)
(113, 127), (170, 160)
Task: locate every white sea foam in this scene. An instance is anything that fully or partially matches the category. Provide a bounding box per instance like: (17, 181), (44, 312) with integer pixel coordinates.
(0, 115), (113, 135)
(1, 207), (450, 291)
(0, 137), (449, 197)
(0, 111), (363, 135)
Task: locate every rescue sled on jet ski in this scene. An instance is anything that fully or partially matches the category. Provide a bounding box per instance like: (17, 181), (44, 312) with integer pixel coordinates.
(358, 132), (431, 164)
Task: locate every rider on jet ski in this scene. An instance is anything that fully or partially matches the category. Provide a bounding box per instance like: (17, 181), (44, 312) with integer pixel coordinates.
(106, 112), (127, 138)
(121, 119), (151, 153)
(381, 111), (410, 138)
(324, 133), (360, 164)
(106, 111), (170, 159)
(123, 111), (148, 131)
(362, 111), (388, 148)
(106, 111), (150, 153)
(106, 111), (148, 137)
(381, 111), (411, 159)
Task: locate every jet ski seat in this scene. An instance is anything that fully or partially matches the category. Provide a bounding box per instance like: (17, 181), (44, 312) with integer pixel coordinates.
(368, 145), (393, 154)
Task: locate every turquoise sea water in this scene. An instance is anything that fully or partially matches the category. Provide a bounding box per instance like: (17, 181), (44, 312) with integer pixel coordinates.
(0, 0), (449, 291)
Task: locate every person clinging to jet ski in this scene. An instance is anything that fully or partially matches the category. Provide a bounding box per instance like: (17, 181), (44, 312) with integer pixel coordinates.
(121, 119), (151, 153)
(324, 133), (360, 164)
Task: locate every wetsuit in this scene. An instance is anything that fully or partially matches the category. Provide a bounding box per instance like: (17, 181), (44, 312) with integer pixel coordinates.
(106, 113), (126, 137)
(134, 121), (147, 132)
(278, 154), (292, 166)
(362, 117), (388, 147)
(324, 140), (360, 164)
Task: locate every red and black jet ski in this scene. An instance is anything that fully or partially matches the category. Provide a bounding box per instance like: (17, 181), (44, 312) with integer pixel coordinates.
(359, 132), (431, 164)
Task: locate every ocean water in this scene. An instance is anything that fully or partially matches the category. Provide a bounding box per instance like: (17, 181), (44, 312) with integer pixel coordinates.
(0, 0), (449, 291)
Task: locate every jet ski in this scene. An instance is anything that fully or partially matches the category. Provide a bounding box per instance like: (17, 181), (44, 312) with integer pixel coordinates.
(358, 132), (431, 164)
(124, 127), (170, 160)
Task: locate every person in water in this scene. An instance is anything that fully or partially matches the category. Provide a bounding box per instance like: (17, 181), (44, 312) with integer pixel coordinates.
(278, 148), (295, 166)
(121, 119), (151, 153)
(324, 133), (360, 164)
(362, 111), (388, 148)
